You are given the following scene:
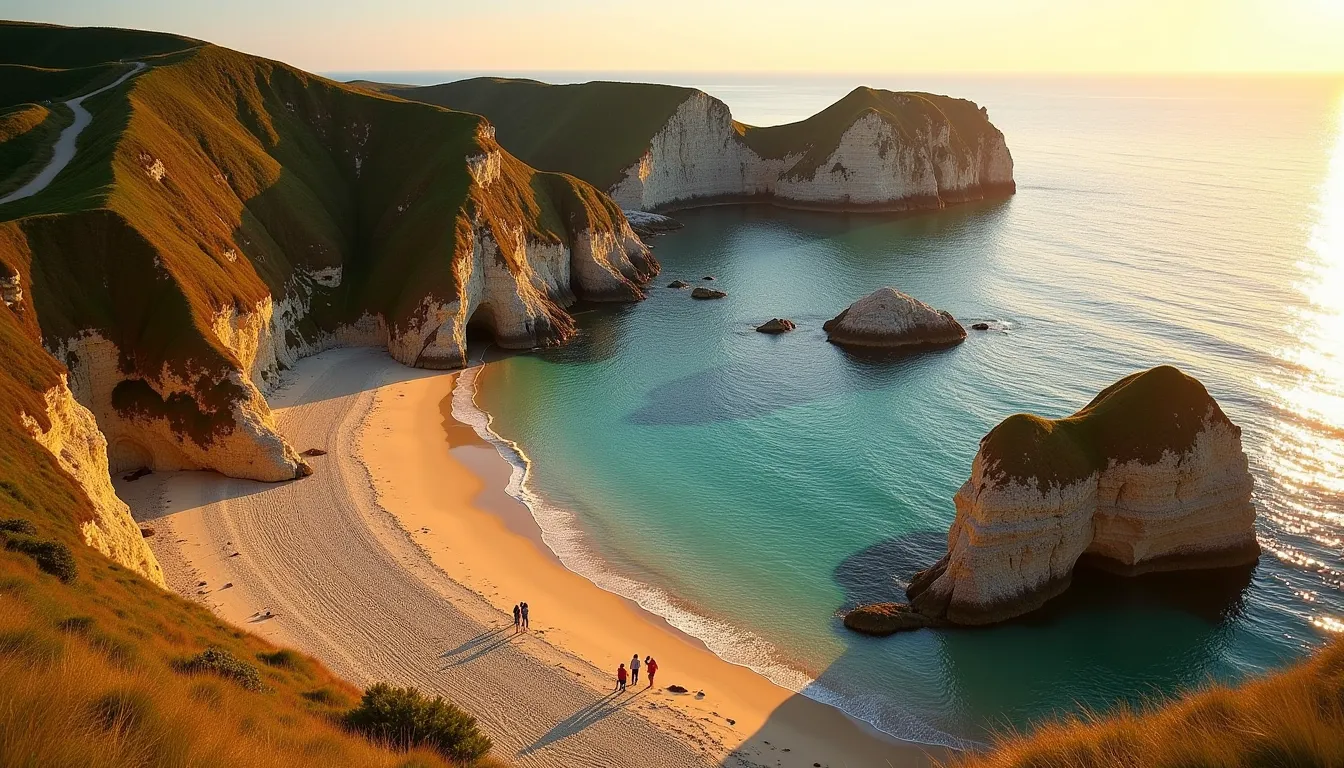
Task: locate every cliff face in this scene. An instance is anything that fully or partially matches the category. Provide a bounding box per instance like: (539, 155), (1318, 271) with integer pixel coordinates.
(0, 33), (655, 483)
(388, 81), (1015, 213)
(21, 373), (164, 585)
(849, 367), (1258, 633)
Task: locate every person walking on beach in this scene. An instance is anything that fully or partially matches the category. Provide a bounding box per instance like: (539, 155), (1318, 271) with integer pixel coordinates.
(512, 604), (521, 633)
(629, 654), (641, 685)
(616, 663), (628, 692)
(520, 602), (530, 631)
(645, 656), (658, 688)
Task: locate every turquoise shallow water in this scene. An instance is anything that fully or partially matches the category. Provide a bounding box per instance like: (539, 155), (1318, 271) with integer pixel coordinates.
(461, 75), (1344, 745)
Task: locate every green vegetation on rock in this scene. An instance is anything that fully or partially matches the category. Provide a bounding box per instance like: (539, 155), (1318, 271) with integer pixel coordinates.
(978, 365), (1237, 490)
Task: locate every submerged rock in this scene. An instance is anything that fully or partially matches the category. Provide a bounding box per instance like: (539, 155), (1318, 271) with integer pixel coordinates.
(668, 280), (691, 289)
(756, 318), (796, 334)
(971, 322), (990, 331)
(847, 366), (1259, 634)
(842, 602), (943, 635)
(823, 287), (965, 350)
(692, 287), (727, 300)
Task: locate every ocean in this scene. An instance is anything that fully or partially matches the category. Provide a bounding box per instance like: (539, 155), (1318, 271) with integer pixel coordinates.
(340, 70), (1344, 746)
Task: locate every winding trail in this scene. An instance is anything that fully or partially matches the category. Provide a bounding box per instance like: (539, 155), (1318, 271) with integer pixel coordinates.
(0, 61), (146, 205)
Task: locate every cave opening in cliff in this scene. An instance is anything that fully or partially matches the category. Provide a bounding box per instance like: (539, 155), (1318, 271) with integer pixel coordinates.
(464, 302), (498, 350)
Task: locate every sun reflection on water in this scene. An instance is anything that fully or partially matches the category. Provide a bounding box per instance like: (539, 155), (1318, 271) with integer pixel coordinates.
(1262, 88), (1344, 635)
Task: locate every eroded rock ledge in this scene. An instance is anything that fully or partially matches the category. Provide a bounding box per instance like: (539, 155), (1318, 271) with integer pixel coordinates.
(846, 366), (1258, 634)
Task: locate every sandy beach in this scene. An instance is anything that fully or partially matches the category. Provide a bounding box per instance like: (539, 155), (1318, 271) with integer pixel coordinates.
(123, 347), (942, 768)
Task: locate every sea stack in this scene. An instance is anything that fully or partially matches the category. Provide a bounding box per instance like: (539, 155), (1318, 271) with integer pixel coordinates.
(823, 288), (965, 350)
(846, 366), (1258, 633)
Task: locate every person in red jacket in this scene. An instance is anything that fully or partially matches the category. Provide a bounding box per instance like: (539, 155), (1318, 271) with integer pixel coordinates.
(644, 656), (658, 687)
(616, 663), (628, 692)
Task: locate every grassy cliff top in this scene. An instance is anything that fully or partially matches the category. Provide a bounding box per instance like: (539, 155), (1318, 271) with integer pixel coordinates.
(386, 77), (697, 190)
(978, 366), (1235, 491)
(0, 20), (199, 68)
(740, 86), (1002, 179)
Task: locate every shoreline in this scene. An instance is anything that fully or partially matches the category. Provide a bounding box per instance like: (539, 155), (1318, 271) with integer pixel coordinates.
(130, 347), (942, 768)
(460, 363), (968, 750)
(365, 356), (946, 766)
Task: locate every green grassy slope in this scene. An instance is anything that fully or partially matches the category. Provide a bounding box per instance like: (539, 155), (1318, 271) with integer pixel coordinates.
(386, 78), (696, 189)
(0, 103), (72, 197)
(0, 20), (198, 68)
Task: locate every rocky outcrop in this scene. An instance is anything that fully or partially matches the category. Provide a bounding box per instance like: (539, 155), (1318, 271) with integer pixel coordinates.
(623, 209), (683, 237)
(756, 318), (796, 334)
(691, 287), (727, 300)
(21, 375), (164, 586)
(823, 287), (965, 350)
(846, 366), (1258, 631)
(392, 81), (1015, 214)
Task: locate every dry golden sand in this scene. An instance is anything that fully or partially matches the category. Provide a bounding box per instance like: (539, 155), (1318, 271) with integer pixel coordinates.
(126, 347), (939, 768)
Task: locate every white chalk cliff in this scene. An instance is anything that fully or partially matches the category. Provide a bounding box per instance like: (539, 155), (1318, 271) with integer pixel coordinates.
(609, 90), (1015, 212)
(902, 366), (1259, 627)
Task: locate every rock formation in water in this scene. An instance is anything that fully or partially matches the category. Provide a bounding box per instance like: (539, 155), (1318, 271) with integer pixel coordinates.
(823, 287), (966, 350)
(691, 287), (727, 300)
(756, 318), (796, 334)
(384, 80), (1016, 213)
(1, 26), (656, 487)
(844, 366), (1259, 633)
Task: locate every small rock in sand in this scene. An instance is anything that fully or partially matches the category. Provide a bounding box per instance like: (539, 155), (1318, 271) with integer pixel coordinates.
(295, 461), (314, 479)
(229, 552), (241, 558)
(139, 526), (155, 538)
(695, 690), (705, 699)
(123, 467), (152, 482)
(197, 581), (207, 587)
(667, 684), (689, 694)
(222, 583), (233, 589)
(301, 448), (327, 457)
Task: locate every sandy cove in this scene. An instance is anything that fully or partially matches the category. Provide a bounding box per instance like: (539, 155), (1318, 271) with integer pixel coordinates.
(122, 347), (941, 768)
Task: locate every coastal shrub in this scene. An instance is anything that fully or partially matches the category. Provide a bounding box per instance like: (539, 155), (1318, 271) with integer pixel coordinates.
(4, 534), (77, 582)
(344, 683), (492, 765)
(178, 646), (266, 692)
(0, 518), (37, 535)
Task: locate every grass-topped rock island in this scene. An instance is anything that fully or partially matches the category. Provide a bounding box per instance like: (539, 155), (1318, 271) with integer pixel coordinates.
(846, 365), (1259, 634)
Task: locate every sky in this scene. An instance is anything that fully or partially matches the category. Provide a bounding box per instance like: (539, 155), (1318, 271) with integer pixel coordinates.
(3, 0), (1344, 74)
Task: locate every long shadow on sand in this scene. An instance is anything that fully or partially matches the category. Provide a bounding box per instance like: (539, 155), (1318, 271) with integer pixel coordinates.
(522, 688), (648, 755)
(439, 628), (523, 668)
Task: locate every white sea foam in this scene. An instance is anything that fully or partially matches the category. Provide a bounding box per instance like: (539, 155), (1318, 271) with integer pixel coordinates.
(452, 364), (969, 750)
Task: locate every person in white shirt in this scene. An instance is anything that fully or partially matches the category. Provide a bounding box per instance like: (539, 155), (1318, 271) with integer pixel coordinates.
(629, 654), (641, 685)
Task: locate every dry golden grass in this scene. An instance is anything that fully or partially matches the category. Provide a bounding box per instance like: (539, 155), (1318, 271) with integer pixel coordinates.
(954, 638), (1344, 768)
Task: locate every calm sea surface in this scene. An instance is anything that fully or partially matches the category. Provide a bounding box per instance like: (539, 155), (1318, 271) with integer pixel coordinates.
(345, 71), (1344, 745)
